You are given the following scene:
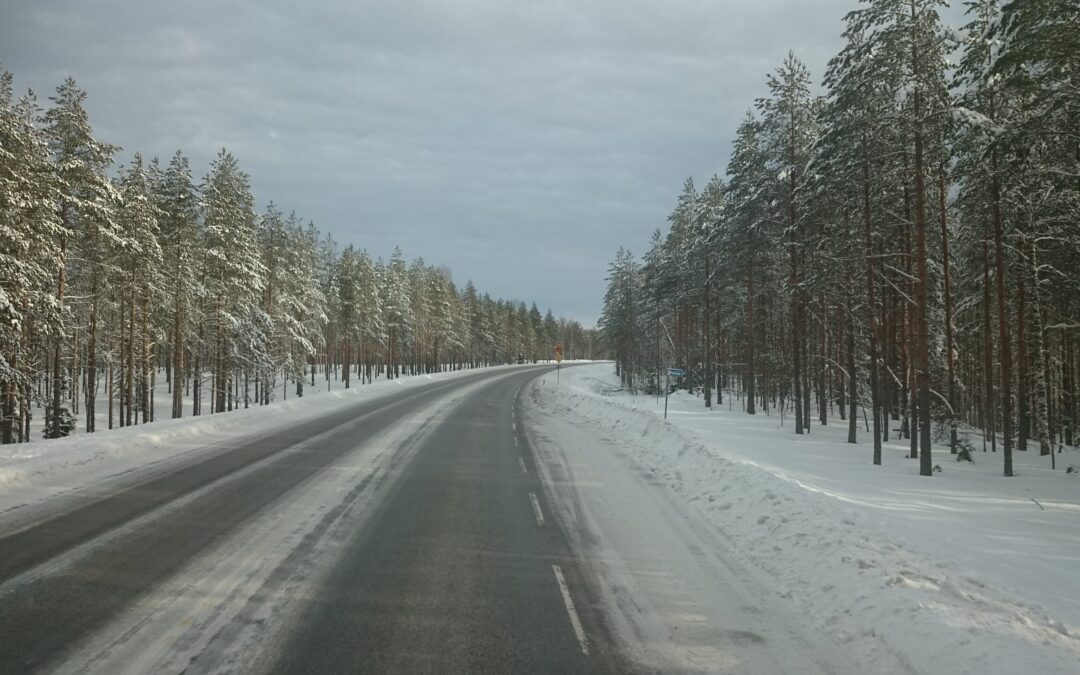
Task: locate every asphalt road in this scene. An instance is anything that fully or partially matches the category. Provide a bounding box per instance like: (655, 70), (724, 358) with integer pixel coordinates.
(0, 366), (625, 674)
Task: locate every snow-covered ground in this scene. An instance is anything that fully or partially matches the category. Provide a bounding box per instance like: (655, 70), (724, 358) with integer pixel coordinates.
(526, 362), (1080, 675)
(0, 365), (520, 515)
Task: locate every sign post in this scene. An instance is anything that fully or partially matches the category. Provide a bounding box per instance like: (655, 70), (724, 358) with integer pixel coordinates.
(664, 368), (684, 419)
(664, 370), (669, 419)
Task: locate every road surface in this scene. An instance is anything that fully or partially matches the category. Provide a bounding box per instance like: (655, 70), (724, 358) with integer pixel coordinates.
(0, 366), (624, 673)
(0, 365), (851, 674)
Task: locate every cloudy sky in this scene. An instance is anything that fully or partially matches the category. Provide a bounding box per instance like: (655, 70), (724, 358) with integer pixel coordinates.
(2, 0), (906, 325)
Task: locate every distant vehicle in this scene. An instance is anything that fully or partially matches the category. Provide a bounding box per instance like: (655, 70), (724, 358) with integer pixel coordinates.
(517, 354), (524, 364)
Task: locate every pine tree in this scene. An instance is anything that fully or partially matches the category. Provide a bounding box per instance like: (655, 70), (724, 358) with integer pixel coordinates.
(0, 69), (64, 443)
(155, 150), (199, 418)
(201, 149), (265, 413)
(756, 52), (818, 433)
(42, 78), (118, 438)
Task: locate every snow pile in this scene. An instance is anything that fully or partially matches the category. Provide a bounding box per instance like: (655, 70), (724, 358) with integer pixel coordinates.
(531, 363), (1080, 675)
(0, 366), (516, 512)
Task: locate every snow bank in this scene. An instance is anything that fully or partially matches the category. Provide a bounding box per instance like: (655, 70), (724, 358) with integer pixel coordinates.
(0, 365), (517, 513)
(532, 363), (1080, 675)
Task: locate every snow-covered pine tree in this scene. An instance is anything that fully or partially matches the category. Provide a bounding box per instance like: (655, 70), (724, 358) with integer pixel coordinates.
(382, 247), (410, 378)
(42, 78), (118, 438)
(599, 247), (638, 388)
(847, 0), (952, 474)
(819, 14), (909, 461)
(0, 69), (64, 443)
(155, 150), (200, 418)
(755, 52), (818, 434)
(201, 149), (266, 413)
(114, 154), (164, 426)
(724, 112), (783, 417)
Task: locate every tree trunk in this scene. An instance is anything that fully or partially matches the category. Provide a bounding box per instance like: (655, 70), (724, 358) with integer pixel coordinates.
(127, 278), (136, 426)
(912, 111), (932, 473)
(990, 142), (1013, 476)
(172, 294), (184, 419)
(983, 238), (997, 454)
(51, 234), (67, 438)
(141, 293), (151, 425)
(1017, 261), (1029, 451)
(1030, 239), (1052, 461)
(820, 290), (828, 426)
(703, 247), (712, 409)
(745, 260), (756, 415)
(847, 297), (857, 444)
(939, 168), (957, 453)
(862, 144), (882, 463)
(86, 268), (98, 433)
(119, 295), (126, 427)
(108, 362), (114, 430)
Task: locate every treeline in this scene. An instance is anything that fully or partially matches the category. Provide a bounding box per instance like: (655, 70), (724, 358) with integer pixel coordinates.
(600, 0), (1078, 475)
(1, 70), (594, 443)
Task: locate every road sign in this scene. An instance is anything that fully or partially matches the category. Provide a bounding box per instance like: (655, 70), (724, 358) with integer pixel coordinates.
(667, 368), (685, 377)
(554, 343), (564, 363)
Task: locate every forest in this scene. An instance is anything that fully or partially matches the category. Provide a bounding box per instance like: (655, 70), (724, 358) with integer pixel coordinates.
(0, 68), (594, 444)
(599, 0), (1078, 476)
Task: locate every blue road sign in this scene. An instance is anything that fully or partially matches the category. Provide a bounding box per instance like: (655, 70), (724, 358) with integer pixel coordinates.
(667, 368), (685, 377)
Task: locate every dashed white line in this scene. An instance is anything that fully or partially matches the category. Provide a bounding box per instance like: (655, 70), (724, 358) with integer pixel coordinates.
(552, 564), (589, 655)
(519, 457), (528, 474)
(514, 436), (519, 447)
(528, 492), (545, 526)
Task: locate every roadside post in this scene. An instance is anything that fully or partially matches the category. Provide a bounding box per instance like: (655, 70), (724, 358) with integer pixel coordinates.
(665, 368), (684, 419)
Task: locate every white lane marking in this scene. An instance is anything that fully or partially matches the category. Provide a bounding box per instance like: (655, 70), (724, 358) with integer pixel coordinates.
(514, 436), (519, 447)
(552, 564), (589, 655)
(513, 422), (517, 432)
(529, 492), (545, 526)
(519, 457), (528, 474)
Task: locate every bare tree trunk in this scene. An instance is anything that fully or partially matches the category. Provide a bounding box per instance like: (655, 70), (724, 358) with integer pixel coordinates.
(214, 297), (227, 414)
(172, 296), (184, 419)
(820, 290), (828, 426)
(1017, 261), (1029, 451)
(939, 168), (957, 453)
(847, 296), (857, 444)
(703, 245), (712, 408)
(1029, 239), (1052, 462)
(344, 335), (351, 389)
(119, 295), (126, 428)
(1, 360), (13, 444)
(983, 238), (997, 454)
(788, 102), (804, 435)
(86, 267), (98, 433)
(862, 144), (882, 463)
(51, 234), (67, 438)
(127, 276), (136, 426)
(911, 88), (932, 474)
(108, 362), (114, 430)
(745, 260), (756, 414)
(990, 141), (1013, 476)
(141, 293), (151, 425)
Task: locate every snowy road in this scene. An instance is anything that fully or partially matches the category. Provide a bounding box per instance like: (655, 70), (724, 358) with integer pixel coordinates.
(0, 364), (857, 674)
(0, 366), (625, 673)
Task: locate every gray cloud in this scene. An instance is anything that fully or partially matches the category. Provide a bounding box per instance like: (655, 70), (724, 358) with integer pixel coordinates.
(3, 0), (889, 324)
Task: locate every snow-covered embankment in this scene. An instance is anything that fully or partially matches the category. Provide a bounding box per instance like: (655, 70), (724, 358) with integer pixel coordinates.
(530, 363), (1080, 675)
(0, 366), (515, 514)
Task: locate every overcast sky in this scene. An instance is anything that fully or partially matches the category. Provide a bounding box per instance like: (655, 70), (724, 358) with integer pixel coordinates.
(3, 0), (908, 325)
